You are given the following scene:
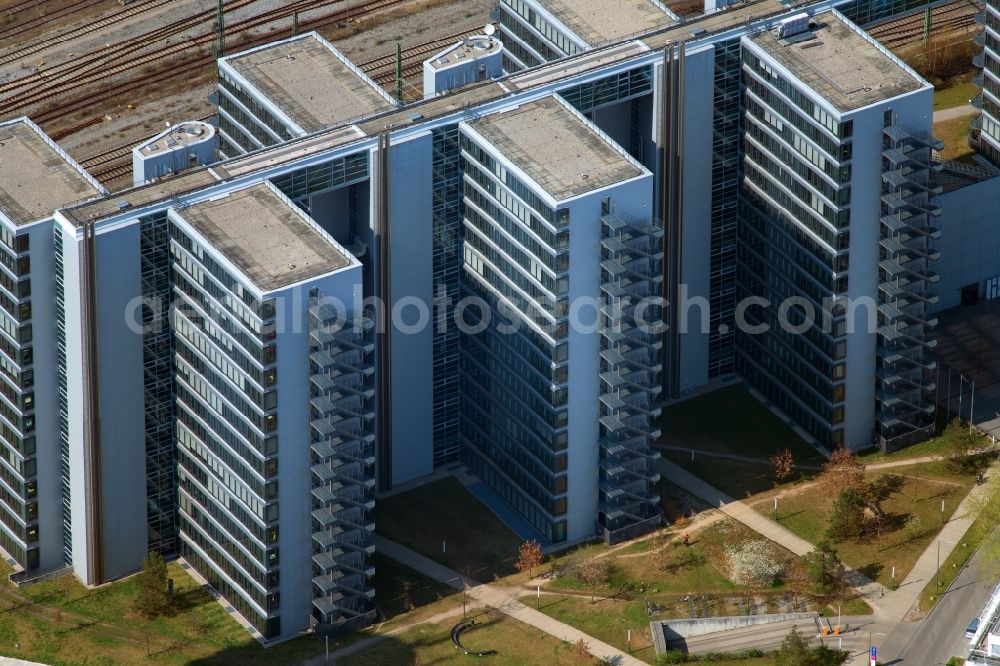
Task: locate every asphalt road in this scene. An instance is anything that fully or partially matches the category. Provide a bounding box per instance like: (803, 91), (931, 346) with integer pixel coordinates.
(880, 541), (999, 665)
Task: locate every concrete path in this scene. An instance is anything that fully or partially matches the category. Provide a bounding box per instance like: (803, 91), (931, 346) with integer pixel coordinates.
(317, 603), (476, 665)
(655, 458), (884, 609)
(874, 474), (992, 623)
(933, 104), (976, 122)
(371, 535), (648, 666)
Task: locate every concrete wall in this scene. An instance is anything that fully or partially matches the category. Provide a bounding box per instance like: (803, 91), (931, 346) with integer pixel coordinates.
(933, 176), (1000, 313)
(273, 264), (363, 639)
(565, 174), (654, 542)
(93, 220), (148, 581)
(677, 45), (715, 394)
(652, 612), (817, 642)
(385, 132), (435, 486)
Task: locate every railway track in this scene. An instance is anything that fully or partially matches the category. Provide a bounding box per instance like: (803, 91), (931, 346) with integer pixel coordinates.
(0, 0), (111, 44)
(0, 1), (173, 70)
(359, 28), (485, 82)
(867, 0), (982, 48)
(0, 0), (409, 116)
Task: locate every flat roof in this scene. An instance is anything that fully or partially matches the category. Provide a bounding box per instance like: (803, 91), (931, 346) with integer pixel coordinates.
(176, 184), (353, 292)
(466, 96), (644, 201)
(428, 35), (502, 70)
(0, 120), (101, 226)
(61, 0), (796, 225)
(226, 33), (396, 134)
(536, 0), (675, 45)
(748, 11), (924, 112)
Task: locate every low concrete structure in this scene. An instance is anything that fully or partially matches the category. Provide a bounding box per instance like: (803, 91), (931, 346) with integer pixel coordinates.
(650, 613), (818, 654)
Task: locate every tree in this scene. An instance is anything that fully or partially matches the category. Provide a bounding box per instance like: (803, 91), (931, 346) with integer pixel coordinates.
(770, 448), (795, 484)
(514, 540), (543, 578)
(133, 550), (170, 618)
(650, 538), (671, 573)
(573, 637), (592, 661)
(775, 626), (810, 666)
(826, 488), (866, 541)
(803, 540), (841, 589)
(576, 559), (608, 603)
(725, 540), (783, 590)
(944, 418), (978, 470)
(822, 446), (866, 495)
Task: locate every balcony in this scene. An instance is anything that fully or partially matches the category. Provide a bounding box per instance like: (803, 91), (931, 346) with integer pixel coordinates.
(877, 120), (938, 452)
(597, 200), (663, 543)
(308, 294), (376, 629)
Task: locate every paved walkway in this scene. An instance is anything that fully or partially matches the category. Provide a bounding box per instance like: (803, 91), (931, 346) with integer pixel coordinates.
(655, 458), (884, 610)
(933, 104), (976, 123)
(875, 472), (992, 623)
(370, 536), (648, 666)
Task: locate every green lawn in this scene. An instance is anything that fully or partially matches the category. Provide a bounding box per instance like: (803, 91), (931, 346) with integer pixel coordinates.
(934, 72), (978, 111)
(934, 114), (978, 162)
(859, 420), (993, 464)
(659, 386), (824, 464)
(0, 559), (335, 665)
(348, 610), (603, 665)
(750, 463), (976, 587)
(536, 595), (657, 658)
(375, 476), (522, 581)
(376, 553), (457, 619)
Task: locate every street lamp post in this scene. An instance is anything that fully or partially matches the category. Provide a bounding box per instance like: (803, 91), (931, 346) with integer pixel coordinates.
(868, 631), (887, 661)
(937, 538), (956, 595)
(970, 380), (976, 434)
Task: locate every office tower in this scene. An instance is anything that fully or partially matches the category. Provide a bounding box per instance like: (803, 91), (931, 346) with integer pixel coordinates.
(169, 182), (370, 640)
(498, 0), (677, 71)
(736, 10), (937, 449)
(458, 95), (661, 544)
(0, 118), (105, 580)
(216, 32), (396, 157)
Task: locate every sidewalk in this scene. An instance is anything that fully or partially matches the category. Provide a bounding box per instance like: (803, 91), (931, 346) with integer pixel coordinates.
(372, 536), (649, 666)
(656, 458), (883, 609)
(874, 473), (991, 622)
(933, 104), (976, 123)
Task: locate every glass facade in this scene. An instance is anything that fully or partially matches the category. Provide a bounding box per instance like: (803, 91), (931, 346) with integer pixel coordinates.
(170, 222), (282, 639)
(140, 212), (178, 556)
(736, 44), (853, 449)
(458, 129), (570, 543)
(431, 126), (463, 466)
(0, 223), (39, 572)
(709, 38), (742, 377)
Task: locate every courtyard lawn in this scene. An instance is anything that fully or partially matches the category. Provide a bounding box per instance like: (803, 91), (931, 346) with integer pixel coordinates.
(375, 552), (457, 619)
(374, 476), (523, 581)
(347, 610), (601, 665)
(858, 422), (994, 464)
(0, 559), (334, 666)
(658, 385), (825, 464)
(933, 72), (978, 111)
(750, 463), (977, 588)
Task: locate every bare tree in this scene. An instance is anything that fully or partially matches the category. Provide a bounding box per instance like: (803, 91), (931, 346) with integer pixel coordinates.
(821, 446), (866, 495)
(514, 540), (543, 578)
(573, 637), (592, 661)
(650, 537), (671, 573)
(576, 559), (609, 603)
(770, 448), (795, 484)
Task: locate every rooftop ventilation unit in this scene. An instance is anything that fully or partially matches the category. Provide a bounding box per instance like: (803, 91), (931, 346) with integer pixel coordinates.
(777, 12), (810, 38)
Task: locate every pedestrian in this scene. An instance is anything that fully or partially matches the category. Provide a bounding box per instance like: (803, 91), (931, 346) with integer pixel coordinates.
(682, 533), (690, 546)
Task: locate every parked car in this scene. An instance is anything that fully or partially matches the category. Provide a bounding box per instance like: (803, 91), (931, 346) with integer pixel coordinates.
(966, 617), (981, 639)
